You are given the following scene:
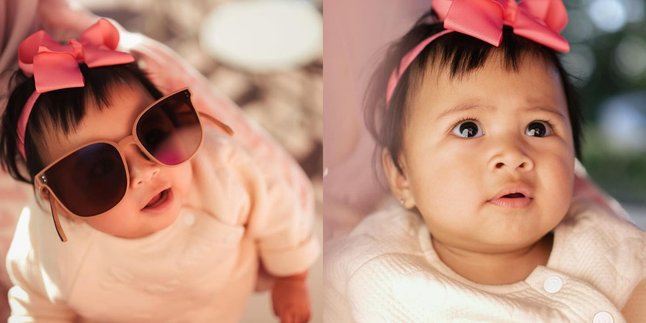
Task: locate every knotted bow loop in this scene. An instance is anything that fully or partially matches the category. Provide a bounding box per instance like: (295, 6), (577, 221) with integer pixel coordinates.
(17, 18), (134, 94)
(521, 0), (568, 33)
(433, 0), (569, 52)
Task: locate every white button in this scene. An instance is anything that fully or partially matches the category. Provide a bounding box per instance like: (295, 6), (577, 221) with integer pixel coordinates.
(182, 212), (195, 226)
(592, 311), (614, 323)
(543, 276), (563, 293)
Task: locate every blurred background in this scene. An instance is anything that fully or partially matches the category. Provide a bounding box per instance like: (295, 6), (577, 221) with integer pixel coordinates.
(563, 0), (646, 229)
(75, 0), (322, 321)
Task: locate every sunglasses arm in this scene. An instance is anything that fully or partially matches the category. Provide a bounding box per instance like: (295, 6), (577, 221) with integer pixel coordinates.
(47, 196), (68, 242)
(198, 112), (234, 136)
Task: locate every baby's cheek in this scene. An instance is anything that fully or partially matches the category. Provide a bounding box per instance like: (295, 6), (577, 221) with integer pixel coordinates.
(415, 177), (477, 223)
(171, 163), (193, 200)
(542, 161), (574, 214)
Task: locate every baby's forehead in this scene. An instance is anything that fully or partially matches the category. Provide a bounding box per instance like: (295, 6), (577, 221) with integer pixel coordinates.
(423, 49), (554, 80)
(408, 51), (560, 100)
(37, 84), (154, 162)
(406, 51), (566, 114)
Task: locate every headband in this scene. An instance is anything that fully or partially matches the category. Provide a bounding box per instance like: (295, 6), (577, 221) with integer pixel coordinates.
(386, 0), (571, 105)
(16, 18), (135, 160)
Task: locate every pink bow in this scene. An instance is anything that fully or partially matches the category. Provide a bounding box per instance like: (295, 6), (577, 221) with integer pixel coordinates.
(18, 18), (134, 93)
(16, 19), (135, 160)
(386, 0), (570, 104)
(434, 0), (569, 51)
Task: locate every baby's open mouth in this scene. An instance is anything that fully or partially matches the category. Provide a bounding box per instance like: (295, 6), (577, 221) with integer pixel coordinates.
(144, 189), (170, 209)
(489, 187), (533, 208)
(502, 192), (526, 198)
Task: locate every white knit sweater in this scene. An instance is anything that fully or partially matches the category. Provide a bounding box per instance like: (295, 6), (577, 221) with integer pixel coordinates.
(325, 203), (645, 322)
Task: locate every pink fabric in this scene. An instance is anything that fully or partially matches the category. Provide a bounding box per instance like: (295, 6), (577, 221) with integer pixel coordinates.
(386, 0), (570, 104)
(323, 0), (428, 239)
(16, 19), (134, 159)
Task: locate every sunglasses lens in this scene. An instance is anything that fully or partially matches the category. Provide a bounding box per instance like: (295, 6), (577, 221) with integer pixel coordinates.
(45, 143), (127, 217)
(137, 91), (202, 165)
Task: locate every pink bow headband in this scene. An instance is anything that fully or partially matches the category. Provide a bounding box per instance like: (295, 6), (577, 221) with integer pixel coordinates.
(386, 0), (571, 105)
(16, 18), (135, 160)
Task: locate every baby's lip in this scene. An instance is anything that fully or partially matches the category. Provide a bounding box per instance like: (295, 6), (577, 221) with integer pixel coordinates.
(141, 186), (171, 210)
(489, 183), (534, 201)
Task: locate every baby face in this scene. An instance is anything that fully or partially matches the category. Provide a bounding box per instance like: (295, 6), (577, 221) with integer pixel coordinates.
(389, 52), (575, 254)
(38, 83), (193, 239)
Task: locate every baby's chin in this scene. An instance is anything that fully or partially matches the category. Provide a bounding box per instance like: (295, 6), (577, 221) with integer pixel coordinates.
(129, 195), (184, 238)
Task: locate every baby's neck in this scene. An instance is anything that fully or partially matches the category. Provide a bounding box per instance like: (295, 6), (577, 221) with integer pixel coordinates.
(432, 234), (553, 285)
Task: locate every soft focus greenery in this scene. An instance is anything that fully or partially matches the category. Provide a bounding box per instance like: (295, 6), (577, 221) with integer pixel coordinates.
(581, 126), (646, 204)
(563, 1), (646, 204)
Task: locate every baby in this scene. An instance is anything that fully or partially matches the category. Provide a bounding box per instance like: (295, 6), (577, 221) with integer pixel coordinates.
(325, 1), (645, 322)
(0, 19), (317, 322)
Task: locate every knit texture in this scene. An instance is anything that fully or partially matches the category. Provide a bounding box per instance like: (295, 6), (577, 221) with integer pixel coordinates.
(325, 202), (645, 322)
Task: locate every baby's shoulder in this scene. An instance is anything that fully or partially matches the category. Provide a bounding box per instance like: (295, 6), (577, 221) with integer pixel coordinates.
(9, 202), (91, 257)
(555, 203), (646, 305)
(325, 206), (466, 321)
(325, 205), (436, 285)
(561, 203), (645, 250)
(7, 202), (94, 294)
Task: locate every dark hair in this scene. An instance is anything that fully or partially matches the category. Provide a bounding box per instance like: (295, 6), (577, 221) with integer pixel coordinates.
(365, 10), (583, 174)
(0, 63), (162, 184)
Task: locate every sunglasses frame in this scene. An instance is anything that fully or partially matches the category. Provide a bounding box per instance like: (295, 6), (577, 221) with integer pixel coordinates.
(33, 88), (233, 242)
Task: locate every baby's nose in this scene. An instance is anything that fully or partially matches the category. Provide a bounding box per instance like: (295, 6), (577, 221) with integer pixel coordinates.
(123, 145), (160, 187)
(488, 139), (534, 172)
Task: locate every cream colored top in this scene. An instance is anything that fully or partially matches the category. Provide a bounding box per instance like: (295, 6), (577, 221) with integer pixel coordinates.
(325, 203), (645, 323)
(6, 130), (319, 322)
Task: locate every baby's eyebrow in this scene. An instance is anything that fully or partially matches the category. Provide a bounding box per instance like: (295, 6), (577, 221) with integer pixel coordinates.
(524, 106), (568, 120)
(435, 104), (567, 120)
(436, 103), (493, 120)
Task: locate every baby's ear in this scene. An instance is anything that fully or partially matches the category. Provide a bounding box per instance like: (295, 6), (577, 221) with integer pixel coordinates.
(37, 188), (50, 202)
(382, 149), (415, 208)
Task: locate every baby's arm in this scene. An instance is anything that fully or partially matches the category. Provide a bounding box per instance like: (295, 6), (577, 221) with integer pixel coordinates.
(6, 207), (76, 321)
(193, 129), (318, 322)
(223, 136), (317, 322)
(250, 162), (318, 323)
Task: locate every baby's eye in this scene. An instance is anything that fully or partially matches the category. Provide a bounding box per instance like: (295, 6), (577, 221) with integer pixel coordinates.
(525, 121), (553, 137)
(451, 120), (484, 138)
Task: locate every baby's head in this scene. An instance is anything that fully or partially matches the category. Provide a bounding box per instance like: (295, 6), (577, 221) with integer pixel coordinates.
(0, 20), (200, 241)
(366, 2), (582, 253)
